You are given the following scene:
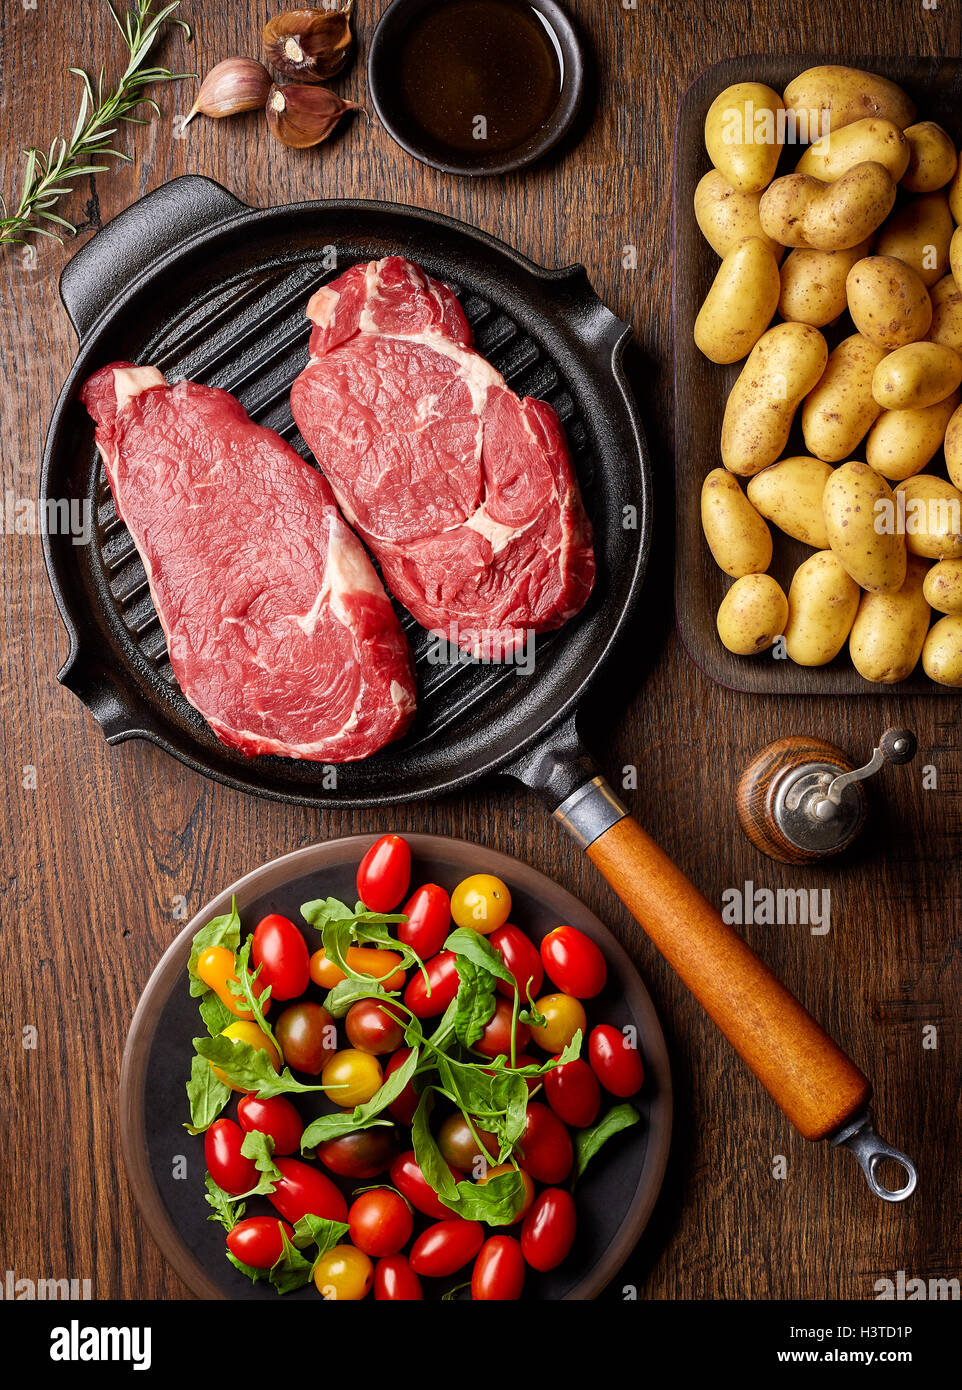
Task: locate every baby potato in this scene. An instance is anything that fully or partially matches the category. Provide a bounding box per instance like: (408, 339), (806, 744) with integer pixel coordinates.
(946, 403), (962, 489)
(705, 82), (784, 193)
(923, 614), (962, 685)
(777, 241), (872, 327)
(783, 66), (916, 134)
(701, 468), (773, 577)
(901, 121), (958, 193)
(923, 558), (962, 614)
(760, 164), (896, 251)
(948, 158), (962, 223)
(694, 237), (781, 364)
(894, 474), (962, 558)
(784, 550), (861, 665)
(721, 323), (828, 476)
(866, 391), (960, 481)
(849, 555), (930, 683)
(875, 193), (954, 287)
(693, 171), (785, 260)
(747, 456), (833, 548)
(822, 460), (907, 592)
(716, 574), (789, 655)
(951, 226), (962, 290)
(929, 274), (962, 353)
(846, 255), (932, 349)
(871, 341), (962, 410)
(796, 117), (909, 183)
(802, 333), (886, 461)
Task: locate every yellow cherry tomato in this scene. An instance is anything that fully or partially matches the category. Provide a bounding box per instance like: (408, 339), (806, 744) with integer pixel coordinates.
(210, 1020), (281, 1092)
(450, 874), (512, 935)
(322, 1048), (384, 1107)
(196, 945), (269, 1020)
(309, 946), (406, 993)
(313, 1244), (374, 1300)
(529, 993), (587, 1053)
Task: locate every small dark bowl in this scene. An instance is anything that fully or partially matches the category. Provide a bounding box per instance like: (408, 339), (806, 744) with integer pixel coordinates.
(368, 0), (585, 176)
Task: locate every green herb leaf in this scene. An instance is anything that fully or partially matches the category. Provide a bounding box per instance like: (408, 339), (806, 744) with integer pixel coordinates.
(323, 974), (395, 1019)
(291, 1214), (350, 1256)
(301, 897), (422, 979)
(198, 991), (234, 1038)
(444, 927), (514, 985)
(236, 1130), (281, 1197)
(226, 1252), (265, 1284)
(573, 1103), (641, 1179)
(233, 937), (282, 1060)
(268, 1231), (316, 1295)
(300, 1044), (421, 1150)
(452, 956), (497, 1048)
(204, 1174), (243, 1232)
(184, 1054), (231, 1133)
(193, 1035), (331, 1099)
(187, 898), (240, 997)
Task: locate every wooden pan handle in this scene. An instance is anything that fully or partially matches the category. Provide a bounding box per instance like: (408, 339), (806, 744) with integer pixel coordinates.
(585, 813), (871, 1141)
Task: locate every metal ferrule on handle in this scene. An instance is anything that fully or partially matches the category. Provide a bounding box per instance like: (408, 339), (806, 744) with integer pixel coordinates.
(553, 776), (628, 848)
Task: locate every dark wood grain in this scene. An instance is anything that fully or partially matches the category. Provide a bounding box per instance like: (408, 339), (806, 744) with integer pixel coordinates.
(1, 0), (960, 1303)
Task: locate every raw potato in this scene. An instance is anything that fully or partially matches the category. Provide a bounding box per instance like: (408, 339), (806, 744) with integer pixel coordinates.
(875, 193), (954, 287)
(923, 558), (962, 614)
(704, 82), (784, 193)
(946, 403), (962, 489)
(802, 333), (886, 461)
(747, 456), (833, 548)
(784, 550), (861, 665)
(693, 171), (785, 260)
(846, 256), (932, 349)
(895, 474), (962, 557)
(948, 159), (962, 223)
(922, 614), (962, 685)
(701, 468), (773, 576)
(871, 341), (962, 409)
(694, 237), (781, 364)
(716, 574), (789, 655)
(849, 555), (930, 683)
(865, 391), (960, 481)
(777, 241), (872, 326)
(796, 117), (909, 183)
(822, 460), (907, 592)
(901, 122), (958, 193)
(929, 275), (962, 352)
(952, 226), (962, 289)
(721, 323), (828, 475)
(783, 66), (916, 134)
(759, 164), (896, 251)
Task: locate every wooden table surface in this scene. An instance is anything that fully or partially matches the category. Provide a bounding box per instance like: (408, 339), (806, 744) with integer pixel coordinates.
(2, 0), (960, 1302)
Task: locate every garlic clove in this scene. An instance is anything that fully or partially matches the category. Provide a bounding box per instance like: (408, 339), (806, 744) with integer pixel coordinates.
(184, 58), (273, 126)
(263, 4), (354, 83)
(265, 82), (361, 148)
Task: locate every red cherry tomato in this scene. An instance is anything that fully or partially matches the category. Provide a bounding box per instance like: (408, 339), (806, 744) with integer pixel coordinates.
(250, 914), (310, 1001)
(236, 1094), (304, 1155)
(409, 1219), (484, 1277)
(204, 1118), (257, 1196)
(316, 1127), (399, 1179)
(267, 1157), (348, 1224)
(474, 996), (531, 1060)
(357, 834), (411, 912)
(384, 1047), (420, 1125)
(543, 1056), (601, 1128)
(517, 1102), (573, 1184)
(348, 1188), (414, 1257)
(403, 951), (459, 1018)
(489, 924), (544, 1001)
(374, 1254), (424, 1301)
(471, 1234), (525, 1301)
(389, 1150), (457, 1219)
(521, 1188), (577, 1272)
(399, 883), (451, 959)
(589, 1024), (645, 1097)
(540, 925), (607, 999)
(226, 1216), (293, 1270)
(345, 999), (406, 1055)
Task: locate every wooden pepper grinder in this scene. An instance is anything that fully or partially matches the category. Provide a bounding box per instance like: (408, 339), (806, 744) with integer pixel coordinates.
(736, 728), (917, 864)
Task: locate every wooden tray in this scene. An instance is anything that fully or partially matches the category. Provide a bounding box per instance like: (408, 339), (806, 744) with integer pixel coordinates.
(673, 55), (962, 696)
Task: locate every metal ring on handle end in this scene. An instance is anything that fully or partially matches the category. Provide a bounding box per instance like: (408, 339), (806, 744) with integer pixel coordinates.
(831, 1110), (918, 1203)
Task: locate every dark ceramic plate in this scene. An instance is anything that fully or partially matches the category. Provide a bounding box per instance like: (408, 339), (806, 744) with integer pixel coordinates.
(120, 834), (672, 1301)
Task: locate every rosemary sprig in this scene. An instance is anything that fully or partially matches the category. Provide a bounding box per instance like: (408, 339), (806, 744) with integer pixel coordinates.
(0, 0), (192, 247)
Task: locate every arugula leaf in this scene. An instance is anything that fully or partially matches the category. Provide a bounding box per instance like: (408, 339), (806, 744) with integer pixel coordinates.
(444, 927), (514, 986)
(452, 956), (497, 1047)
(232, 937), (282, 1059)
(198, 991), (234, 1038)
(301, 897), (425, 983)
(184, 1054), (231, 1133)
(572, 1103), (641, 1179)
(410, 1089), (527, 1226)
(268, 1231), (316, 1295)
(291, 1214), (350, 1255)
(236, 1129), (281, 1197)
(300, 1045), (421, 1150)
(272, 1218), (350, 1295)
(323, 974), (396, 1019)
(227, 1251), (266, 1283)
(204, 1174), (243, 1232)
(187, 899), (241, 997)
(194, 1035), (335, 1099)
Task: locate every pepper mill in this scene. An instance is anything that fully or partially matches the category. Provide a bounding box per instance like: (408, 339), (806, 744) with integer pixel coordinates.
(736, 728), (918, 864)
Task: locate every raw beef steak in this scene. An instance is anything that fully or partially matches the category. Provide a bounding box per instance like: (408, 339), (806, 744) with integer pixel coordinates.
(290, 257), (595, 659)
(80, 363), (416, 761)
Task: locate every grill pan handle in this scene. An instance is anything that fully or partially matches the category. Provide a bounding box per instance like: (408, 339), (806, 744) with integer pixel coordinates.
(59, 176), (248, 341)
(520, 748), (916, 1198)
